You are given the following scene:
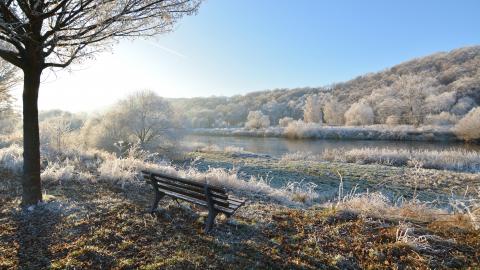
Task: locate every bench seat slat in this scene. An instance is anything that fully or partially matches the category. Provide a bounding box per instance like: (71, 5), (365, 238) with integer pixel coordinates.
(142, 171), (225, 193)
(156, 187), (235, 215)
(227, 197), (245, 204)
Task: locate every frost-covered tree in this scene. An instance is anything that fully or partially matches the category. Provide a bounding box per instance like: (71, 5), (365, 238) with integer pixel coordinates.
(344, 101), (374, 126)
(84, 91), (174, 151)
(323, 97), (345, 125)
(191, 109), (217, 128)
(117, 90), (174, 148)
(0, 59), (17, 114)
(374, 98), (405, 124)
(393, 75), (437, 126)
(303, 95), (323, 123)
(0, 0), (201, 205)
(0, 59), (19, 134)
(80, 114), (127, 152)
(455, 107), (480, 141)
(424, 91), (456, 115)
(245, 110), (270, 129)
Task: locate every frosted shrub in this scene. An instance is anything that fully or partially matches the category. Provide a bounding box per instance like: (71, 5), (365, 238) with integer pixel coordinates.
(41, 161), (75, 182)
(451, 96), (476, 115)
(455, 107), (480, 141)
(0, 144), (23, 173)
(280, 151), (316, 162)
(245, 110), (270, 129)
(0, 131), (22, 148)
(335, 190), (448, 222)
(223, 146), (245, 153)
(385, 115), (401, 126)
(98, 157), (142, 184)
(0, 114), (19, 135)
(344, 102), (374, 126)
(278, 117), (294, 127)
(321, 147), (480, 172)
(284, 120), (322, 139)
(424, 112), (458, 126)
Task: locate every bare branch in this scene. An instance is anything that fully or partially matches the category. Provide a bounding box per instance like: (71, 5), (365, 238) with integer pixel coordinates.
(0, 0), (201, 70)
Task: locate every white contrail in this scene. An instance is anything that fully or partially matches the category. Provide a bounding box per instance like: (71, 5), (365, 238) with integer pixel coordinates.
(144, 41), (188, 59)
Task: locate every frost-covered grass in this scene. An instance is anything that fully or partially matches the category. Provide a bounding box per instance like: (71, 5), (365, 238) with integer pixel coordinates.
(0, 144), (23, 173)
(193, 124), (458, 141)
(281, 147), (480, 173)
(99, 155), (319, 205)
(332, 186), (480, 231)
(0, 143), (318, 205)
(1, 142), (478, 228)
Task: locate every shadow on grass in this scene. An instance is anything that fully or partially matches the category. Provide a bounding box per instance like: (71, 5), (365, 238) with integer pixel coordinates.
(14, 205), (61, 269)
(106, 183), (330, 269)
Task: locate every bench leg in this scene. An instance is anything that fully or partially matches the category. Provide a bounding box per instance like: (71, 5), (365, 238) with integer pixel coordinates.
(151, 190), (165, 214)
(205, 210), (218, 233)
(203, 184), (218, 232)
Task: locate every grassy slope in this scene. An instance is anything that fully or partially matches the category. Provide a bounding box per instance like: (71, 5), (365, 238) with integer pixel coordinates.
(1, 169), (479, 269)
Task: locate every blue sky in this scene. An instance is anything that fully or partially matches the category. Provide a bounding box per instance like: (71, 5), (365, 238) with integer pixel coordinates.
(26, 0), (480, 112)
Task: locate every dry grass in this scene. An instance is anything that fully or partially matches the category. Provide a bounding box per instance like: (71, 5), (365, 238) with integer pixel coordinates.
(281, 147), (480, 173)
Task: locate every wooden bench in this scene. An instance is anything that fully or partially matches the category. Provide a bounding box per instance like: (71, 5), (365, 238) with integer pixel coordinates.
(142, 170), (246, 232)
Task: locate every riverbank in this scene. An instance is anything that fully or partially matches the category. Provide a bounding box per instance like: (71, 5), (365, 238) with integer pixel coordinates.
(182, 150), (480, 203)
(192, 125), (461, 142)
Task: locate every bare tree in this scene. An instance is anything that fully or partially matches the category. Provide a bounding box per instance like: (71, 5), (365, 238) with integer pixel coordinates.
(40, 115), (73, 153)
(117, 90), (174, 148)
(0, 0), (201, 205)
(0, 58), (18, 114)
(393, 75), (437, 126)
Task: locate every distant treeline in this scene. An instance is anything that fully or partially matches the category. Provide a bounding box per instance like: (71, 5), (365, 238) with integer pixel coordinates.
(170, 46), (480, 128)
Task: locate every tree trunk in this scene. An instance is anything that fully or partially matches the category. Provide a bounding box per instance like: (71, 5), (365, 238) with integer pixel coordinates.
(21, 67), (43, 206)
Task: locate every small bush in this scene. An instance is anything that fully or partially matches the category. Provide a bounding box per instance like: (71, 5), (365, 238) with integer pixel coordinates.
(0, 144), (23, 173)
(245, 111), (270, 129)
(278, 117), (294, 127)
(345, 102), (374, 126)
(455, 107), (480, 141)
(386, 115), (401, 126)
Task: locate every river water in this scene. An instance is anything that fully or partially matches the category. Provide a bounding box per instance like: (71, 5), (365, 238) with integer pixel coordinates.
(184, 134), (480, 157)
